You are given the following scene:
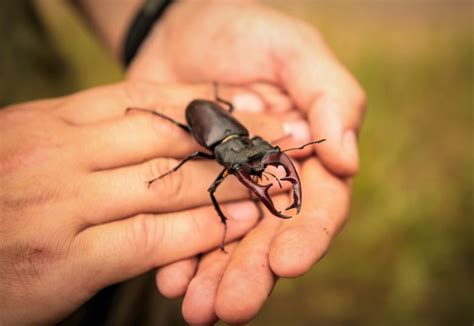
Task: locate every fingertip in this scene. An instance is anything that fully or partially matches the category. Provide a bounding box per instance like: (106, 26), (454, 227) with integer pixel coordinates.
(182, 242), (240, 325)
(319, 136), (359, 177)
(309, 104), (359, 177)
(224, 200), (259, 223)
(214, 271), (261, 324)
(214, 207), (281, 324)
(236, 112), (285, 143)
(269, 228), (312, 277)
(341, 130), (360, 174)
(182, 275), (219, 325)
(232, 92), (265, 113)
(269, 226), (329, 278)
(155, 258), (198, 298)
(155, 274), (187, 299)
(283, 119), (311, 145)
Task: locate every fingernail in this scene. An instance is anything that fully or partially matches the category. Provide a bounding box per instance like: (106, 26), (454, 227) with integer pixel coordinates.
(283, 120), (311, 144)
(232, 93), (264, 112)
(225, 201), (258, 221)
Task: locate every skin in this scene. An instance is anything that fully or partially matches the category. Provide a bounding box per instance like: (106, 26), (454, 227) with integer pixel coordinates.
(0, 81), (291, 324)
(78, 0), (366, 324)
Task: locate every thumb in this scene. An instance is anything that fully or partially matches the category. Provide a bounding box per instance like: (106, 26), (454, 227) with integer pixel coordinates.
(271, 20), (366, 176)
(71, 201), (259, 292)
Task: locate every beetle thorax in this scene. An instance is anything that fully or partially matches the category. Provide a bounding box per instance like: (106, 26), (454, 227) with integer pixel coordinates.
(213, 136), (279, 174)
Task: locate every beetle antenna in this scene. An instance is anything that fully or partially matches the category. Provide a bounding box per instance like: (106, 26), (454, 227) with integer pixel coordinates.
(282, 139), (326, 153)
(264, 171), (283, 188)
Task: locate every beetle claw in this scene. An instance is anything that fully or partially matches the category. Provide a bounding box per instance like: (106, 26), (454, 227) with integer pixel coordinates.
(235, 151), (302, 219)
(261, 152), (302, 216)
(285, 202), (298, 211)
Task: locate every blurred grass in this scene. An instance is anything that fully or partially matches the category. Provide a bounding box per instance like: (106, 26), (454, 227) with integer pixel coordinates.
(1, 0), (472, 325)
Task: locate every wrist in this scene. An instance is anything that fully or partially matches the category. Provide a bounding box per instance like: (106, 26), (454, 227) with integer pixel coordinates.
(122, 0), (176, 66)
(72, 0), (143, 58)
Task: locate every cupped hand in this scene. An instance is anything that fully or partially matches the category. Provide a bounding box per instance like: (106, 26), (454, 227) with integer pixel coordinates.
(128, 0), (365, 175)
(126, 0), (366, 323)
(188, 158), (350, 324)
(0, 81), (287, 324)
(157, 159), (351, 325)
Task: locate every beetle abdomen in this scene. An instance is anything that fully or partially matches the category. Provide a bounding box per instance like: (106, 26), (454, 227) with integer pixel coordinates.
(185, 100), (249, 148)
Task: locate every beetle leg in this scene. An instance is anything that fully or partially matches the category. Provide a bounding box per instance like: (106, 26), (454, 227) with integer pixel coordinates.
(147, 151), (215, 187)
(126, 107), (191, 133)
(213, 82), (235, 113)
(208, 168), (229, 252)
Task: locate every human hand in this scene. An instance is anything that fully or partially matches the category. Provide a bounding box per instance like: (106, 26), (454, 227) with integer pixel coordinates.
(125, 1), (365, 323)
(155, 156), (352, 324)
(128, 0), (365, 174)
(0, 81), (288, 324)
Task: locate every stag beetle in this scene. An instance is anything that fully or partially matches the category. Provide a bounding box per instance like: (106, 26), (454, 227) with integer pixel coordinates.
(127, 84), (325, 251)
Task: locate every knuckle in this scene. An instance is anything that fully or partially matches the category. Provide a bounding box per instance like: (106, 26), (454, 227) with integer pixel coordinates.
(179, 208), (205, 235)
(145, 159), (185, 201)
(121, 80), (158, 108)
(128, 214), (165, 260)
(127, 108), (186, 142)
(141, 112), (183, 140)
(133, 114), (165, 142)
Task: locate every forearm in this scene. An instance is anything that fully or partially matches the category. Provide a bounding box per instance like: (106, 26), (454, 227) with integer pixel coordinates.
(72, 0), (142, 58)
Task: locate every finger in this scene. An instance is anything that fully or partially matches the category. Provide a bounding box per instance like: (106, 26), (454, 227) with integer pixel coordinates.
(55, 81), (214, 125)
(155, 257), (198, 298)
(77, 104), (288, 171)
(5, 97), (65, 112)
(214, 196), (287, 324)
(269, 158), (351, 277)
(181, 242), (239, 325)
(78, 108), (197, 170)
(238, 110), (315, 160)
(275, 31), (366, 176)
(56, 80), (269, 125)
(81, 156), (291, 225)
(279, 115), (313, 159)
(71, 200), (259, 293)
(247, 82), (294, 113)
(235, 84), (315, 159)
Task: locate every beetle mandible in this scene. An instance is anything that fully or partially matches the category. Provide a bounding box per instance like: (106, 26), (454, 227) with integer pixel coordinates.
(126, 84), (325, 252)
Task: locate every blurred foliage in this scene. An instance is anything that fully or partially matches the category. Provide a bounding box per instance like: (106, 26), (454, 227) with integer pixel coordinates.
(0, 0), (122, 106)
(1, 0), (472, 325)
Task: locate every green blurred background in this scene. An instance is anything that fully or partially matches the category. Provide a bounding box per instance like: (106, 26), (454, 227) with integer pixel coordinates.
(1, 0), (472, 324)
